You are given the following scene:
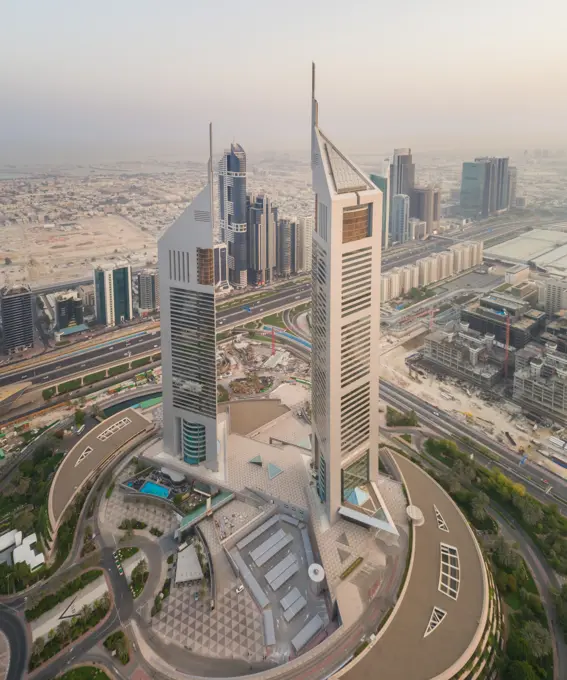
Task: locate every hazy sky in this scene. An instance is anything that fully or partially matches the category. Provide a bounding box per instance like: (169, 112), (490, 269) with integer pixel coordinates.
(1, 0), (566, 163)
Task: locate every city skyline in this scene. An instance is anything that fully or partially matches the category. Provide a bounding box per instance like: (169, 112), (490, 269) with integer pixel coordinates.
(2, 0), (567, 164)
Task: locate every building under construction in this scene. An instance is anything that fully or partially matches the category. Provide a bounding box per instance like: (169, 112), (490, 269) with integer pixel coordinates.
(460, 292), (546, 349)
(513, 341), (567, 423)
(422, 321), (513, 388)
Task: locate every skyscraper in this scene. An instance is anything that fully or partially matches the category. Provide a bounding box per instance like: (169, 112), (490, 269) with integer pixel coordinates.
(460, 161), (490, 218)
(475, 156), (509, 213)
(213, 242), (229, 289)
(411, 185), (441, 235)
(461, 157), (510, 218)
(247, 194), (277, 285)
(369, 169), (390, 250)
(1, 285), (34, 355)
(311, 64), (382, 523)
(508, 166), (517, 208)
(218, 144), (248, 288)
(391, 194), (410, 244)
(159, 125), (219, 470)
(55, 291), (84, 330)
(137, 269), (160, 313)
(276, 218), (293, 277)
(390, 148), (415, 198)
(93, 264), (133, 327)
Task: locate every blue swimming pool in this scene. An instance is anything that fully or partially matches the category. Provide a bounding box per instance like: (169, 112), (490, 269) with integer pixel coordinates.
(140, 481), (170, 499)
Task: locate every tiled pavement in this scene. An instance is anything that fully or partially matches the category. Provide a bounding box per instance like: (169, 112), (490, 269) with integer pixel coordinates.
(153, 583), (265, 661)
(103, 466), (179, 535)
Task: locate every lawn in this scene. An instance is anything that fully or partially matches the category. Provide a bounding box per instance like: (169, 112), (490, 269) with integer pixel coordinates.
(504, 591), (522, 610)
(262, 312), (285, 328)
(59, 669), (111, 680)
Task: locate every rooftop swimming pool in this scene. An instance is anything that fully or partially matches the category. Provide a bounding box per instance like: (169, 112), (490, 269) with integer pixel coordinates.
(140, 481), (170, 499)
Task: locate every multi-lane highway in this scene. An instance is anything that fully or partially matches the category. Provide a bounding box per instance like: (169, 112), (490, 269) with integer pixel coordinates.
(381, 379), (567, 508)
(0, 334), (160, 388)
(0, 283), (311, 388)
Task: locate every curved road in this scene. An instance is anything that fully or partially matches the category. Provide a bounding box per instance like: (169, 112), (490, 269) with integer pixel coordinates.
(490, 508), (567, 680)
(0, 604), (27, 680)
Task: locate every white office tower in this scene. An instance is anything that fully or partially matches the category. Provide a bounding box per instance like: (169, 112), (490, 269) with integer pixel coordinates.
(310, 64), (383, 523)
(158, 125), (220, 471)
(299, 216), (313, 272)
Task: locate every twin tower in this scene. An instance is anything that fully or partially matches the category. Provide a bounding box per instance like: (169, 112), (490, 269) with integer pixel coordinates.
(158, 65), (383, 524)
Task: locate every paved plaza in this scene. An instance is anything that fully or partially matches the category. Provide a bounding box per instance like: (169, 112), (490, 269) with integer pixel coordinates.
(153, 581), (265, 660)
(102, 465), (179, 536)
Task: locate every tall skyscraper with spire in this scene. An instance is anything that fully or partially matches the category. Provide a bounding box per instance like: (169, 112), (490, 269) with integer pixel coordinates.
(310, 64), (383, 523)
(158, 125), (220, 470)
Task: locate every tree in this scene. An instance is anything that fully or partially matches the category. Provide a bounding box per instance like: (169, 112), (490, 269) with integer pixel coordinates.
(520, 620), (551, 659)
(74, 409), (86, 427)
(14, 508), (35, 533)
(504, 660), (538, 680)
(4, 257), (12, 265)
(471, 492), (489, 521)
(493, 536), (521, 570)
(513, 495), (544, 527)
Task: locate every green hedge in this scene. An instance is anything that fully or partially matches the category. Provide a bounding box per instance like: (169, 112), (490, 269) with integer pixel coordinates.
(42, 387), (56, 401)
(152, 352), (161, 361)
(58, 378), (82, 395)
(59, 668), (111, 680)
(132, 356), (151, 368)
(83, 370), (106, 385)
(25, 569), (102, 621)
(108, 363), (129, 377)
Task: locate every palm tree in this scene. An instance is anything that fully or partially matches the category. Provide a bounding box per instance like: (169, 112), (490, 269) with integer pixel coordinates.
(521, 620), (551, 659)
(471, 492), (489, 521)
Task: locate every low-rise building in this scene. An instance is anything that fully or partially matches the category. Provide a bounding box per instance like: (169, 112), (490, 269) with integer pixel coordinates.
(422, 321), (512, 387)
(514, 342), (567, 423)
(0, 530), (45, 571)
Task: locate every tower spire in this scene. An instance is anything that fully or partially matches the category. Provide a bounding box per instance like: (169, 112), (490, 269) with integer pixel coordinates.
(208, 122), (215, 232)
(311, 62), (318, 128)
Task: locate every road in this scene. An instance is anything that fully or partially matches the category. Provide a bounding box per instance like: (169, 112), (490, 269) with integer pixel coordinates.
(380, 379), (567, 508)
(0, 283), (311, 388)
(491, 507), (567, 680)
(0, 604), (27, 680)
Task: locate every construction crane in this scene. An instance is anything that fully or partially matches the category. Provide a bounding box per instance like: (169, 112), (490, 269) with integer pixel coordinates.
(504, 312), (511, 379)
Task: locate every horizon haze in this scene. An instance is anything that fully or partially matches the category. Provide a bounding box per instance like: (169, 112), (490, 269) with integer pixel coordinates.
(1, 0), (566, 164)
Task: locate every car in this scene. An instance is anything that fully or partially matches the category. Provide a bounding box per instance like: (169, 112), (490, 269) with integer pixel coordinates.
(235, 585), (244, 594)
(194, 592), (199, 601)
(153, 344), (158, 348)
(433, 410), (440, 416)
(109, 346), (113, 350)
(295, 295), (300, 299)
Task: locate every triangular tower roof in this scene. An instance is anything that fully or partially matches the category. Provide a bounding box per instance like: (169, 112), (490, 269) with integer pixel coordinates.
(317, 129), (374, 195)
(311, 63), (375, 197)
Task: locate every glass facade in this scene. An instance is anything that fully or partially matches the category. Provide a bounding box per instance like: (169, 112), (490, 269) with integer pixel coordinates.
(112, 267), (131, 324)
(94, 269), (106, 325)
(342, 205), (371, 243)
(341, 451), (370, 503)
(182, 420), (207, 465)
(317, 449), (327, 503)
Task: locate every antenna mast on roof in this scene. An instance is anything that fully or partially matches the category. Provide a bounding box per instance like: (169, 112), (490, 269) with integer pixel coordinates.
(311, 62), (318, 127)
